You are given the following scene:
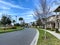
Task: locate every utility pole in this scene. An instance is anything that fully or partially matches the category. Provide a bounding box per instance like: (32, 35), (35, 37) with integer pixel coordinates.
(16, 16), (17, 23)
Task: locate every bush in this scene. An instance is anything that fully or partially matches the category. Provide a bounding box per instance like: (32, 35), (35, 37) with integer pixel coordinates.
(0, 27), (8, 30)
(46, 28), (55, 31)
(14, 23), (20, 26)
(3, 28), (6, 30)
(46, 28), (51, 30)
(11, 26), (17, 29)
(51, 28), (55, 31)
(55, 28), (59, 33)
(0, 26), (17, 30)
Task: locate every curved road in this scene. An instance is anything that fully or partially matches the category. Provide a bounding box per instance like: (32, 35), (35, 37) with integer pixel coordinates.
(0, 28), (38, 45)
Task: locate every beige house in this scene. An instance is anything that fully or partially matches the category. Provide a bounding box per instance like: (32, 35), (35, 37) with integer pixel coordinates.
(47, 15), (60, 30)
(46, 6), (60, 31)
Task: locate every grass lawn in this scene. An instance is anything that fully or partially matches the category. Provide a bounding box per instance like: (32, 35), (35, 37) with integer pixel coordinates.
(37, 28), (60, 45)
(0, 27), (23, 34)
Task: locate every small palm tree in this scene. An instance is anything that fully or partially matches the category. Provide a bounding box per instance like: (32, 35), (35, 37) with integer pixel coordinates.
(19, 17), (23, 24)
(13, 20), (16, 24)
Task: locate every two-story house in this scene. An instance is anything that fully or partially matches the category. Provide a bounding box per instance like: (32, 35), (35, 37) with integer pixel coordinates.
(46, 6), (60, 31)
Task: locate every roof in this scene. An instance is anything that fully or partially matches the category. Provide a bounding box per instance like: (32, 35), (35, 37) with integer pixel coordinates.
(47, 15), (55, 19)
(54, 6), (60, 12)
(47, 14), (60, 19)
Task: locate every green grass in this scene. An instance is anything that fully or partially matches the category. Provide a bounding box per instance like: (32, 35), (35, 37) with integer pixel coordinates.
(37, 28), (60, 45)
(0, 27), (23, 34)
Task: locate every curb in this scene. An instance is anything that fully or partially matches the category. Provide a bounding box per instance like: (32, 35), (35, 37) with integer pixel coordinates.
(30, 29), (39, 45)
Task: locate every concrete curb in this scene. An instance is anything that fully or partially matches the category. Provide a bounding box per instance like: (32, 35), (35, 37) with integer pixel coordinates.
(30, 29), (39, 45)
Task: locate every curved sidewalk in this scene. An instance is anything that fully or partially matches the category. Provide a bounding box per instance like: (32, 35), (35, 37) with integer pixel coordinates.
(45, 30), (60, 40)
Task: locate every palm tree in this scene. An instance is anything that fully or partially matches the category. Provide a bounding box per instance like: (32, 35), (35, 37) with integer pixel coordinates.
(19, 17), (23, 24)
(13, 20), (16, 24)
(15, 16), (17, 23)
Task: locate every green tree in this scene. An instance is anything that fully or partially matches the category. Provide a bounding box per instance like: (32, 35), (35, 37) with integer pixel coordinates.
(32, 22), (36, 27)
(19, 17), (25, 27)
(13, 20), (16, 24)
(19, 17), (23, 24)
(1, 15), (12, 26)
(7, 17), (11, 25)
(36, 19), (42, 26)
(19, 17), (23, 21)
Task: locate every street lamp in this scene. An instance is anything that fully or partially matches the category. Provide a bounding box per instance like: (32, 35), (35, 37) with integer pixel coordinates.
(15, 16), (17, 23)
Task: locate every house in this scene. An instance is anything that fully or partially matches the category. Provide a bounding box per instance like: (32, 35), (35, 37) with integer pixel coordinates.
(46, 6), (60, 31)
(47, 15), (60, 30)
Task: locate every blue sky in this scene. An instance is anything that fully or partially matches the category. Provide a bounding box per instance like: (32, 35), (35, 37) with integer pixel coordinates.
(0, 0), (36, 23)
(0, 0), (60, 23)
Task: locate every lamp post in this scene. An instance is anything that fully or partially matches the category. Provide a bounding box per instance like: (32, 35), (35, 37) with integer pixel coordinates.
(16, 16), (17, 23)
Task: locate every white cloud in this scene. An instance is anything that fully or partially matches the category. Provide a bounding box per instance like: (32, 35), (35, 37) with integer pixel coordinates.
(0, 6), (10, 10)
(0, 10), (35, 23)
(0, 0), (30, 9)
(19, 10), (36, 23)
(0, 2), (11, 10)
(21, 10), (34, 15)
(27, 15), (33, 17)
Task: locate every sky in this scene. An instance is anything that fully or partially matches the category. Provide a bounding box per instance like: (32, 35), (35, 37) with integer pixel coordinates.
(0, 0), (36, 23)
(0, 0), (60, 23)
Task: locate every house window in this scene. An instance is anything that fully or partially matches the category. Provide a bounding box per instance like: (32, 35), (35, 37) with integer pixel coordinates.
(56, 15), (58, 18)
(53, 23), (55, 28)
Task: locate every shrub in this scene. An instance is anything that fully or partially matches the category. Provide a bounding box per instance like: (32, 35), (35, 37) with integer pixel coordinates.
(11, 26), (17, 29)
(51, 28), (55, 31)
(55, 28), (59, 33)
(46, 28), (51, 30)
(46, 28), (56, 31)
(0, 27), (7, 30)
(0, 26), (17, 30)
(14, 23), (20, 26)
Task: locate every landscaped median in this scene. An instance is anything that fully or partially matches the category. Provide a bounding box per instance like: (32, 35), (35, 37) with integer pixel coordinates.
(0, 27), (23, 34)
(37, 28), (60, 45)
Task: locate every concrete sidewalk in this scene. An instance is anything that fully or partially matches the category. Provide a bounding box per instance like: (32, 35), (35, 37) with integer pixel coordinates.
(45, 30), (60, 40)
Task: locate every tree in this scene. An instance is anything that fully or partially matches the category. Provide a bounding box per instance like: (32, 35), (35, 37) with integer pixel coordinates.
(21, 20), (25, 27)
(32, 22), (36, 27)
(1, 15), (12, 26)
(15, 16), (17, 23)
(14, 23), (20, 26)
(36, 19), (42, 27)
(33, 0), (57, 39)
(13, 20), (16, 24)
(7, 17), (11, 25)
(19, 17), (23, 24)
(19, 17), (25, 27)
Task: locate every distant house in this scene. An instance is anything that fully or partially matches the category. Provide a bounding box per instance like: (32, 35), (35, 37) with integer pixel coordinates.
(46, 6), (60, 31)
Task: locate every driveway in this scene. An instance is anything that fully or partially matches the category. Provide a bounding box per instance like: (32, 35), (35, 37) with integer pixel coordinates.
(0, 28), (38, 45)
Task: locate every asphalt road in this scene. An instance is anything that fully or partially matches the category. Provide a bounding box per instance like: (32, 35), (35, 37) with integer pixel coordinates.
(0, 28), (37, 45)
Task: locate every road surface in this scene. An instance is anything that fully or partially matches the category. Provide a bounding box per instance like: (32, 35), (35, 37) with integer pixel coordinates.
(0, 28), (38, 45)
